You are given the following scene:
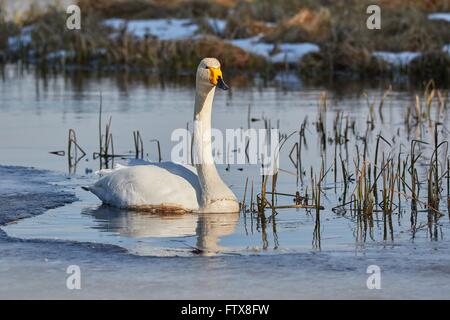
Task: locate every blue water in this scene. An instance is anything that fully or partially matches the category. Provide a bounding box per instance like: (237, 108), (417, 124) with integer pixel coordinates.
(1, 65), (450, 298)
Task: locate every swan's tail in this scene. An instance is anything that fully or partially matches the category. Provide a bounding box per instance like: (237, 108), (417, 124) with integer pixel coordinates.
(81, 186), (90, 191)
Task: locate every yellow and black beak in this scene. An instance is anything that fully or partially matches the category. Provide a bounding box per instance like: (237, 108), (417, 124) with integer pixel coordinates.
(208, 67), (229, 90)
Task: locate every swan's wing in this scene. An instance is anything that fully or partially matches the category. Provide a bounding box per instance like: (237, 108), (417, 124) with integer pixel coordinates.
(96, 159), (197, 176)
(89, 164), (201, 211)
(95, 158), (153, 176)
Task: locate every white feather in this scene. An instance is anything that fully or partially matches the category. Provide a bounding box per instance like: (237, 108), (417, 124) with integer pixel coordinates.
(90, 161), (201, 211)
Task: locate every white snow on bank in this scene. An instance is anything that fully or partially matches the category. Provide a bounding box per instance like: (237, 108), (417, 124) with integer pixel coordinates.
(230, 36), (319, 64)
(369, 12), (450, 67)
(102, 19), (317, 63)
(443, 44), (450, 55)
(207, 18), (227, 34)
(103, 18), (227, 40)
(7, 25), (33, 50)
(428, 13), (450, 22)
(372, 51), (421, 66)
(103, 19), (199, 40)
(373, 45), (450, 66)
(45, 50), (78, 61)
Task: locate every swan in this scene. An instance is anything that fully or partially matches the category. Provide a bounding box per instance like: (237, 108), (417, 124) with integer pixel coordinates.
(88, 58), (240, 213)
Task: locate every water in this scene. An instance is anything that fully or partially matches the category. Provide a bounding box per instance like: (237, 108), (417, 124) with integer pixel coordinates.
(1, 64), (450, 298)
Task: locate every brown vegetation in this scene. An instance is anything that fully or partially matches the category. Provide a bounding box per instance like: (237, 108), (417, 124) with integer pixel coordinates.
(0, 0), (449, 80)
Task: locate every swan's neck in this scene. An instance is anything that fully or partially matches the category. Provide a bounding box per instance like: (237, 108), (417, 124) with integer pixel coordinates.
(193, 86), (235, 208)
(193, 87), (216, 166)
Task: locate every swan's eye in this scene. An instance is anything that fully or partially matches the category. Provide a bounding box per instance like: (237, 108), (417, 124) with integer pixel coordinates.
(204, 66), (209, 69)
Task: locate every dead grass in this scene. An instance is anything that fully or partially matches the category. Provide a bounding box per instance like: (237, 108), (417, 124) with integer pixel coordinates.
(378, 0), (450, 12)
(409, 51), (450, 82)
(295, 1), (450, 78)
(265, 7), (331, 43)
(223, 17), (275, 39)
(6, 5), (267, 73)
(109, 34), (267, 72)
(0, 17), (7, 55)
(78, 0), (229, 19)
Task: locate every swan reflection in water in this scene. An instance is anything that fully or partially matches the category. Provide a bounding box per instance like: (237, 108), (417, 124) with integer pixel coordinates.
(85, 205), (239, 256)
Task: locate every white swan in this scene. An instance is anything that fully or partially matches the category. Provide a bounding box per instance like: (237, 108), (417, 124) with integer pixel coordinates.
(88, 58), (239, 213)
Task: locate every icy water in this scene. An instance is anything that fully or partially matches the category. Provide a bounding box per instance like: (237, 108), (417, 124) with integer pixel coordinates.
(1, 64), (450, 299)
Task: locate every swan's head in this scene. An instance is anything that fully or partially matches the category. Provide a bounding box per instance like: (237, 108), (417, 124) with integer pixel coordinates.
(196, 57), (229, 91)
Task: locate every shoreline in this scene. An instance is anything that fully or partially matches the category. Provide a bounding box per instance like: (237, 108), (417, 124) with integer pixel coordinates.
(2, 2), (449, 84)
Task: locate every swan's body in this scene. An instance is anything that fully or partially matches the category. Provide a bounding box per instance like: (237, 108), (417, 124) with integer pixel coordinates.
(90, 161), (201, 212)
(88, 58), (239, 213)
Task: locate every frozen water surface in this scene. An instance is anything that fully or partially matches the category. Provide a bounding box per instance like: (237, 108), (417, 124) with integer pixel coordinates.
(1, 65), (450, 299)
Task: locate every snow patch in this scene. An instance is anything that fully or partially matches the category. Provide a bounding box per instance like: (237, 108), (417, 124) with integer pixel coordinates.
(207, 18), (227, 34)
(46, 50), (75, 60)
(443, 44), (450, 55)
(372, 51), (421, 66)
(103, 18), (199, 40)
(230, 35), (319, 63)
(7, 25), (33, 51)
(428, 13), (450, 23)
